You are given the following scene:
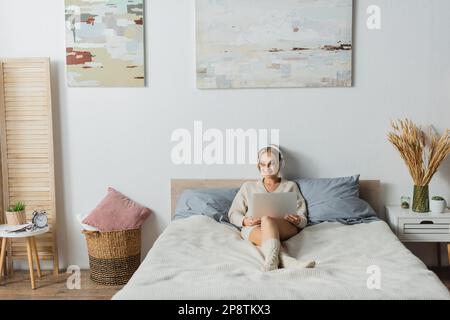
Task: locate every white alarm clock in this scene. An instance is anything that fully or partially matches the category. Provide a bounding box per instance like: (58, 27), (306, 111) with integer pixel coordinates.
(32, 210), (48, 228)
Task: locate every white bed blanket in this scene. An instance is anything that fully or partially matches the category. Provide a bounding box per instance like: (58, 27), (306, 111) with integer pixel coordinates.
(113, 216), (450, 300)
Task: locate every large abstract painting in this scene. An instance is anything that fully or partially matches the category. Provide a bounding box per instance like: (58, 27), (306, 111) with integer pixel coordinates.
(65, 0), (145, 87)
(196, 0), (353, 89)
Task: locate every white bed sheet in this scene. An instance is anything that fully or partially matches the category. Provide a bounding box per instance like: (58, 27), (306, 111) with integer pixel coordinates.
(113, 216), (450, 300)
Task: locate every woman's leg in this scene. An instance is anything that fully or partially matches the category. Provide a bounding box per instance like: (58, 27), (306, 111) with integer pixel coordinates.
(248, 217), (314, 270)
(248, 216), (279, 246)
(248, 227), (262, 246)
(249, 216), (298, 246)
(274, 218), (299, 241)
(249, 216), (281, 271)
(272, 218), (315, 269)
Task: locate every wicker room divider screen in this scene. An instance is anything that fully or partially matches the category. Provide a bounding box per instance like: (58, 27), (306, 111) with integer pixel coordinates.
(0, 58), (58, 275)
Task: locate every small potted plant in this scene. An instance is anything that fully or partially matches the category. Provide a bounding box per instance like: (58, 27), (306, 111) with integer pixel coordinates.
(430, 196), (447, 213)
(5, 201), (27, 225)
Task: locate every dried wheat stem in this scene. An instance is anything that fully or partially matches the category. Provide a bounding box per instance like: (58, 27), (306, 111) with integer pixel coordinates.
(388, 120), (450, 186)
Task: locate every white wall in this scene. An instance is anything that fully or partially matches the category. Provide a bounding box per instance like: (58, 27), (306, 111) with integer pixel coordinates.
(0, 0), (449, 269)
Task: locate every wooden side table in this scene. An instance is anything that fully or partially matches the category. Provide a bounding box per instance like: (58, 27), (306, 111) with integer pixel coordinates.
(386, 205), (450, 266)
(0, 225), (50, 289)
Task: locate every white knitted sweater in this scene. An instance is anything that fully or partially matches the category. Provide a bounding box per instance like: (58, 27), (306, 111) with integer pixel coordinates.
(228, 178), (307, 228)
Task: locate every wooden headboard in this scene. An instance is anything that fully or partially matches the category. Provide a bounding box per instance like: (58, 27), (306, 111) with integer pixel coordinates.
(171, 179), (381, 218)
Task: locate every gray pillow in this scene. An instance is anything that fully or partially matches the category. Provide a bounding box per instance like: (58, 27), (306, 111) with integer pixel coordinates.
(173, 188), (239, 224)
(294, 175), (378, 225)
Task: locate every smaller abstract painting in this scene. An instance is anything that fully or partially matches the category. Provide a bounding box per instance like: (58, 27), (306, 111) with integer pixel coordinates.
(65, 0), (145, 87)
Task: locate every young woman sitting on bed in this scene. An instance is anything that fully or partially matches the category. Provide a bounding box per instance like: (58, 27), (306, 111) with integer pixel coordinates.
(228, 145), (315, 272)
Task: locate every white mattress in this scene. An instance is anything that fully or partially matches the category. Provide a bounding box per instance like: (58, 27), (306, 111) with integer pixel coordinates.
(113, 216), (450, 300)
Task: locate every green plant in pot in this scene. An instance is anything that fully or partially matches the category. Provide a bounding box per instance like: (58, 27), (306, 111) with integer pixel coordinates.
(5, 201), (27, 225)
(388, 119), (450, 213)
(430, 196), (447, 213)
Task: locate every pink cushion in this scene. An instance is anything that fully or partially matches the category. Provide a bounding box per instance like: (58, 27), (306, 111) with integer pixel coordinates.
(82, 187), (152, 231)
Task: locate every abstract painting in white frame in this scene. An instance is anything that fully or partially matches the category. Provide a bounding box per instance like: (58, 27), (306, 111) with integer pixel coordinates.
(196, 0), (353, 89)
(65, 0), (145, 87)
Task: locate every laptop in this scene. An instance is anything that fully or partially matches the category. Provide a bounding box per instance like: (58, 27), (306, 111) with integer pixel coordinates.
(249, 192), (297, 218)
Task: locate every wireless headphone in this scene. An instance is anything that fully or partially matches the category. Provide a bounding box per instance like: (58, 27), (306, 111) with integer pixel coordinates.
(257, 144), (285, 169)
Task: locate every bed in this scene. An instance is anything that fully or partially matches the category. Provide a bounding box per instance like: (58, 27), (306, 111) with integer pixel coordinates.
(112, 179), (450, 300)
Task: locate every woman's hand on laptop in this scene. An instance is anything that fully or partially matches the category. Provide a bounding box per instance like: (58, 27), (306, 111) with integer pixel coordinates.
(243, 217), (261, 227)
(284, 214), (302, 226)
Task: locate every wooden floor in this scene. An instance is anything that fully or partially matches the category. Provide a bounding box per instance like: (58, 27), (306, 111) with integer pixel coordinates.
(0, 270), (122, 300)
(0, 268), (448, 300)
(430, 267), (450, 292)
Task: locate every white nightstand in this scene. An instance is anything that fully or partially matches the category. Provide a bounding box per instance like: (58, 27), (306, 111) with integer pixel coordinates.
(386, 205), (450, 266)
(0, 225), (50, 289)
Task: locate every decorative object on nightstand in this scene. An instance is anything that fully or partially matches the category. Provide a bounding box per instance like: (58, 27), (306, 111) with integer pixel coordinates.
(32, 210), (48, 228)
(0, 224), (50, 289)
(386, 205), (450, 267)
(430, 196), (447, 214)
(5, 201), (26, 226)
(401, 196), (410, 209)
(387, 119), (450, 213)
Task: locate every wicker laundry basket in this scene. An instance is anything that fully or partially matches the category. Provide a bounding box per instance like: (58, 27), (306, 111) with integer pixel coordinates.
(82, 228), (141, 286)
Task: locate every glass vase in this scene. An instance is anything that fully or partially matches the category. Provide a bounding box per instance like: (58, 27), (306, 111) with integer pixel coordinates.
(400, 196), (410, 209)
(412, 185), (429, 213)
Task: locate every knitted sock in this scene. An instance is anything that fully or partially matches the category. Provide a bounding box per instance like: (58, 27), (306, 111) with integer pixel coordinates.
(260, 238), (280, 272)
(279, 249), (316, 269)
